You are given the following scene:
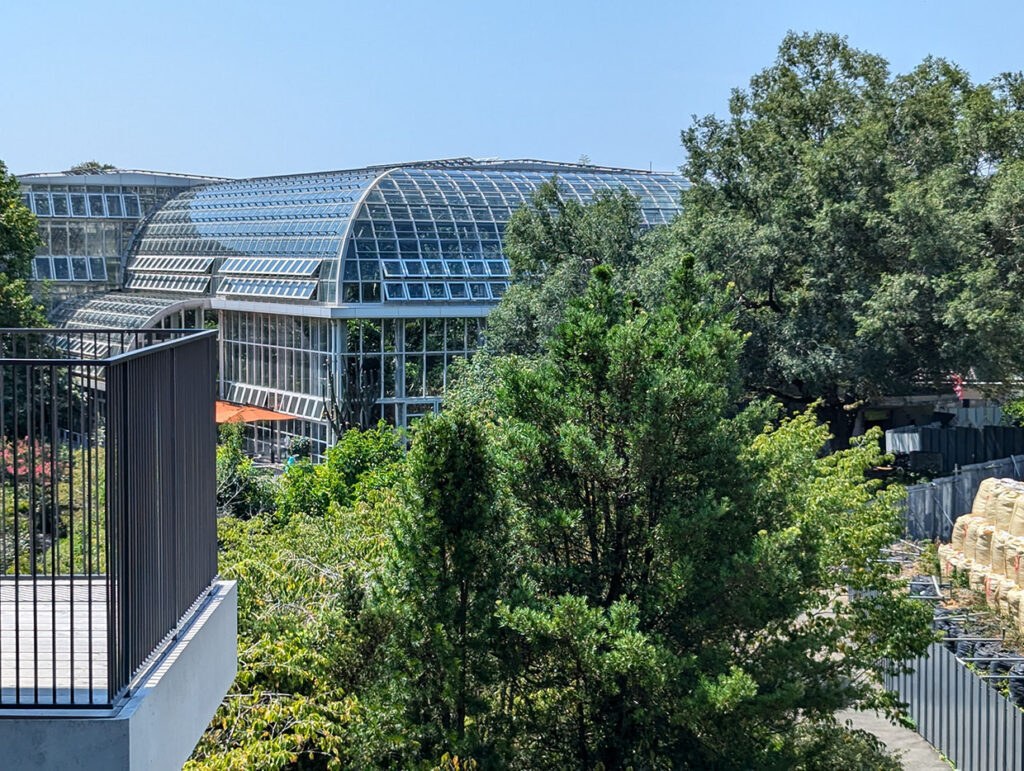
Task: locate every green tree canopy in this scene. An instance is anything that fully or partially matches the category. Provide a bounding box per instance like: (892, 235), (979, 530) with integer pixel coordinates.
(446, 262), (931, 767)
(192, 185), (931, 770)
(0, 160), (46, 328)
(66, 160), (117, 174)
(678, 31), (1024, 443)
(484, 179), (651, 356)
(394, 409), (506, 760)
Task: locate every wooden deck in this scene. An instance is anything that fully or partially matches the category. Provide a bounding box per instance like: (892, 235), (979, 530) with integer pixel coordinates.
(0, 578), (108, 706)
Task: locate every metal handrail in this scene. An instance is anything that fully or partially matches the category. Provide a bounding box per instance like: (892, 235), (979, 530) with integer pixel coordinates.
(0, 329), (213, 366)
(0, 328), (218, 709)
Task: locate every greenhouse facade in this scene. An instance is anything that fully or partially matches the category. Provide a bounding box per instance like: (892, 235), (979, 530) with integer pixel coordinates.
(22, 158), (686, 457)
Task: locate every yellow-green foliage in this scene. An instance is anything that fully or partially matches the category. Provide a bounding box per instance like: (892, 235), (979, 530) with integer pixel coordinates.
(187, 472), (412, 770)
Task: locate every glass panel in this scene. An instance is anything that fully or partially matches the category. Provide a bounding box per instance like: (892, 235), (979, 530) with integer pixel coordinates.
(383, 355), (397, 396)
(123, 195), (141, 217)
(35, 257), (53, 279)
(86, 223), (103, 256)
(384, 282), (406, 300)
(127, 274), (210, 293)
(405, 355), (424, 397)
(425, 355), (444, 395)
(50, 224), (68, 256)
(446, 318), (466, 350)
(469, 282), (489, 299)
(218, 277), (317, 299)
(407, 282), (427, 300)
(102, 222), (120, 256)
(382, 260), (404, 277)
(53, 257), (70, 280)
(383, 319), (397, 352)
(361, 282), (380, 302)
(71, 257), (89, 280)
(405, 319), (423, 350)
(89, 257), (107, 280)
(448, 282), (468, 299)
(426, 318), (444, 350)
(106, 195), (124, 217)
(362, 321), (382, 352)
(427, 282), (448, 300)
(88, 194), (106, 216)
(34, 193), (51, 216)
(51, 194), (69, 216)
(217, 256), (321, 276)
(68, 223), (86, 254)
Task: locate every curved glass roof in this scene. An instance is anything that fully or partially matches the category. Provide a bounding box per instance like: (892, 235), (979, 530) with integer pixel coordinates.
(50, 292), (204, 329)
(127, 169), (380, 304)
(125, 160), (686, 308)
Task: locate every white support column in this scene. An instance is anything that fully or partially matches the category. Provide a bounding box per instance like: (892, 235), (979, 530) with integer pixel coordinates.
(326, 319), (347, 447)
(395, 318), (406, 428)
(218, 310), (226, 400)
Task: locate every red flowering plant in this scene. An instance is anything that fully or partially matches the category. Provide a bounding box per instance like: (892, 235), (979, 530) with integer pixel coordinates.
(1, 437), (70, 544)
(1, 437), (65, 485)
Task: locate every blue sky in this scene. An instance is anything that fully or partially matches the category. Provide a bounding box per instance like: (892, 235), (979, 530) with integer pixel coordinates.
(4, 0), (1024, 178)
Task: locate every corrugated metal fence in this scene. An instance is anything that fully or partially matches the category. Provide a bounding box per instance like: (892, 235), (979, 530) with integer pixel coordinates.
(885, 642), (1024, 771)
(887, 426), (1024, 474)
(902, 455), (1024, 542)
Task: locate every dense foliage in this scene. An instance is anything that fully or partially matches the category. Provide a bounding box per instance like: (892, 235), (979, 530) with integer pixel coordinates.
(192, 211), (930, 769)
(216, 423), (275, 519)
(276, 421), (404, 521)
(67, 161), (117, 174)
(485, 182), (649, 356)
(0, 159), (46, 328)
(679, 32), (1024, 444)
(185, 33), (998, 769)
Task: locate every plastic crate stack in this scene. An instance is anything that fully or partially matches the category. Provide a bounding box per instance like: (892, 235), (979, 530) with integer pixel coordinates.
(938, 478), (1024, 631)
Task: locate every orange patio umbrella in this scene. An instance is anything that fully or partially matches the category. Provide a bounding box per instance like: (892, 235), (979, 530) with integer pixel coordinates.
(215, 400), (296, 424)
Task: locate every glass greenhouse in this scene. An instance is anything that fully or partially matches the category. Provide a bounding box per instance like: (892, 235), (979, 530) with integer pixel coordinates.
(25, 159), (686, 458)
(19, 169), (226, 306)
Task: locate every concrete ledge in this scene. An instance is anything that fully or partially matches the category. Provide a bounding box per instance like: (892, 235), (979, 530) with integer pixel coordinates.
(0, 580), (237, 771)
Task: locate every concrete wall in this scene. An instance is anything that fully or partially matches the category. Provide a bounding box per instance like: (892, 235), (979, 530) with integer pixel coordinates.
(0, 581), (237, 771)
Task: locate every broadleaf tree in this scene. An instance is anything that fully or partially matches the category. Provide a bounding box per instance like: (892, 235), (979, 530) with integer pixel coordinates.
(0, 159), (46, 328)
(678, 31), (1024, 444)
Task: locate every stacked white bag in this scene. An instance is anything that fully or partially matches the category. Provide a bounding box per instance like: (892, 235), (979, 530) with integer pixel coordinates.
(938, 478), (1024, 633)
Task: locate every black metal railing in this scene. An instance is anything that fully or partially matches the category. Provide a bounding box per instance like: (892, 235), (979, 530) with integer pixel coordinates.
(0, 328), (218, 708)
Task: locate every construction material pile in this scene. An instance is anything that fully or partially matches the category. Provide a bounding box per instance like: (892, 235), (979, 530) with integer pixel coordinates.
(938, 478), (1024, 633)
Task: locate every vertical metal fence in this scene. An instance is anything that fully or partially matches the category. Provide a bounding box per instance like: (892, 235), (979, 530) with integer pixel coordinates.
(0, 328), (217, 708)
(888, 426), (1024, 474)
(886, 642), (1024, 771)
(902, 455), (1024, 542)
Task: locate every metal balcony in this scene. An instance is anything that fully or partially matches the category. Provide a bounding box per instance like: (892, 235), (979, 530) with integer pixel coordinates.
(0, 328), (219, 709)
